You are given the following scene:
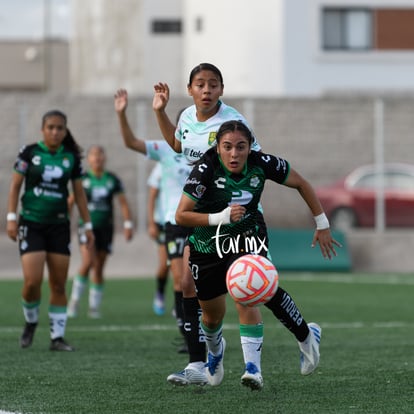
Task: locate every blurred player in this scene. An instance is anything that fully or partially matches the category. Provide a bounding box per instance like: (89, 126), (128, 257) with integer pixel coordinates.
(67, 145), (133, 318)
(147, 162), (170, 316)
(114, 90), (191, 350)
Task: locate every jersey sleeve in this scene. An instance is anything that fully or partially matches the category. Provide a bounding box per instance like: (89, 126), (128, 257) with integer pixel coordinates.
(145, 140), (172, 162)
(182, 154), (214, 202)
(111, 172), (125, 194)
(13, 145), (32, 175)
(71, 153), (84, 180)
(253, 152), (290, 184)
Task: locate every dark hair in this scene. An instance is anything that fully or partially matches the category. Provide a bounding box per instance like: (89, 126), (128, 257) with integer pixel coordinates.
(216, 120), (254, 146)
(42, 109), (83, 157)
(42, 109), (67, 127)
(188, 63), (224, 86)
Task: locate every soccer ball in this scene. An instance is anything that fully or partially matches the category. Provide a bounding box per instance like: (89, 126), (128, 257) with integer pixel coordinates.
(226, 254), (279, 307)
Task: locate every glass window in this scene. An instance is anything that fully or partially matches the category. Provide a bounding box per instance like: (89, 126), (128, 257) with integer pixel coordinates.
(345, 10), (372, 49)
(151, 20), (182, 34)
(322, 8), (372, 50)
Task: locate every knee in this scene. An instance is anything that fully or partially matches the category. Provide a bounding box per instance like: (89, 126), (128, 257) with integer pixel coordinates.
(50, 282), (66, 297)
(202, 317), (222, 331)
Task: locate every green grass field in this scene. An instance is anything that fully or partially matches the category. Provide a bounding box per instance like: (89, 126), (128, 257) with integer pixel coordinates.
(0, 273), (413, 414)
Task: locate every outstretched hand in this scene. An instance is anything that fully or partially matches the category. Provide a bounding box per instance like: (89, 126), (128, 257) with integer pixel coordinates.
(152, 82), (170, 111)
(311, 228), (342, 260)
(114, 89), (128, 113)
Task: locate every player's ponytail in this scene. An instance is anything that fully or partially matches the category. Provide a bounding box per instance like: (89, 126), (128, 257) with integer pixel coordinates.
(63, 128), (84, 158)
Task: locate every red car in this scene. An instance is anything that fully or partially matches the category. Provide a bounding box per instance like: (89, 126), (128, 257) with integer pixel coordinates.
(315, 163), (414, 230)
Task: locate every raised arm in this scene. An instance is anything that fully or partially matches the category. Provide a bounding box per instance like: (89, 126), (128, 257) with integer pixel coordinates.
(114, 89), (147, 154)
(152, 82), (182, 153)
(283, 167), (341, 259)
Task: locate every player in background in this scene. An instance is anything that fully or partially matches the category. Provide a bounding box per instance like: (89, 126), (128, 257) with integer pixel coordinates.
(175, 120), (341, 389)
(152, 63), (262, 386)
(147, 162), (170, 316)
(6, 109), (94, 351)
(67, 145), (133, 319)
(114, 89), (191, 351)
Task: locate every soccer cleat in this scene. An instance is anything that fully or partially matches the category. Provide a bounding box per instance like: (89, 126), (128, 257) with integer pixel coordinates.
(205, 338), (226, 386)
(241, 362), (263, 391)
(20, 322), (38, 348)
(49, 337), (75, 352)
(153, 293), (165, 316)
(298, 322), (322, 375)
(88, 308), (101, 319)
(67, 299), (79, 318)
(167, 365), (208, 386)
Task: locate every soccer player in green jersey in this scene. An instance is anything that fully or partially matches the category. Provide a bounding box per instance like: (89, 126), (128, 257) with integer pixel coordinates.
(175, 120), (341, 390)
(67, 145), (134, 319)
(6, 109), (94, 351)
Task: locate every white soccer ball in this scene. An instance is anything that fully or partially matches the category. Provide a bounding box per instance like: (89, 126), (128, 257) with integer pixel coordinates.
(226, 254), (279, 307)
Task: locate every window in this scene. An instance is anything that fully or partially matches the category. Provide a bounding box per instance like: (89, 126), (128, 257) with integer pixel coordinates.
(322, 7), (414, 51)
(151, 19), (182, 34)
(322, 8), (372, 50)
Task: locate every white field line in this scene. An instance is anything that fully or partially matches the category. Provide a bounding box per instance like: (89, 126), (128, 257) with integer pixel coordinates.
(0, 320), (413, 335)
(0, 411), (23, 414)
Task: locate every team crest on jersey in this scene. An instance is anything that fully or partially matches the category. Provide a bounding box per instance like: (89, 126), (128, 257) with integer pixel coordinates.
(208, 132), (217, 146)
(193, 184), (206, 199)
(62, 158), (70, 168)
(83, 178), (91, 188)
(250, 175), (260, 188)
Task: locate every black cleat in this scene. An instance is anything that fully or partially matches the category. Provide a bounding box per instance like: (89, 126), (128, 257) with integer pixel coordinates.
(49, 337), (75, 352)
(20, 322), (38, 348)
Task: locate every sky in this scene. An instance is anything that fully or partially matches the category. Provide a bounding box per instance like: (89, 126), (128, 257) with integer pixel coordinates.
(0, 0), (70, 39)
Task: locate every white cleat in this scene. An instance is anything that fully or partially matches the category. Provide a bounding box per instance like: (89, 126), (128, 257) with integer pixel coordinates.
(241, 362), (263, 391)
(205, 338), (226, 386)
(299, 322), (322, 375)
(167, 364), (208, 386)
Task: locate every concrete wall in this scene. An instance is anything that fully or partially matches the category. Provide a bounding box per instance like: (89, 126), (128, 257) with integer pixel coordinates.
(1, 92), (413, 229)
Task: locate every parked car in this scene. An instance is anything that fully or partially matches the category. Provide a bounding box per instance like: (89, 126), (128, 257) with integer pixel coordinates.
(315, 163), (414, 230)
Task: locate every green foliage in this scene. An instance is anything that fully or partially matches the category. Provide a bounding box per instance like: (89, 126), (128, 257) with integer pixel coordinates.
(0, 274), (413, 414)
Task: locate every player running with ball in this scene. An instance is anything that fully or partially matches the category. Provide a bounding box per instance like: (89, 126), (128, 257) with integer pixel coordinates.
(175, 120), (341, 390)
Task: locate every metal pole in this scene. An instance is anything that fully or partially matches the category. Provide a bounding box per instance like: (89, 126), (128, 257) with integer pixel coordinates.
(374, 98), (385, 232)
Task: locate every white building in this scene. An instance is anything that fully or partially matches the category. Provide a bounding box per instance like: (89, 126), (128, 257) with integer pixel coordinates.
(70, 0), (414, 97)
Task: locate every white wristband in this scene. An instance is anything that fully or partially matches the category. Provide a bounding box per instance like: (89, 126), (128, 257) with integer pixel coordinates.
(7, 212), (17, 221)
(314, 213), (330, 230)
(84, 222), (93, 231)
(123, 220), (133, 229)
(208, 207), (232, 226)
